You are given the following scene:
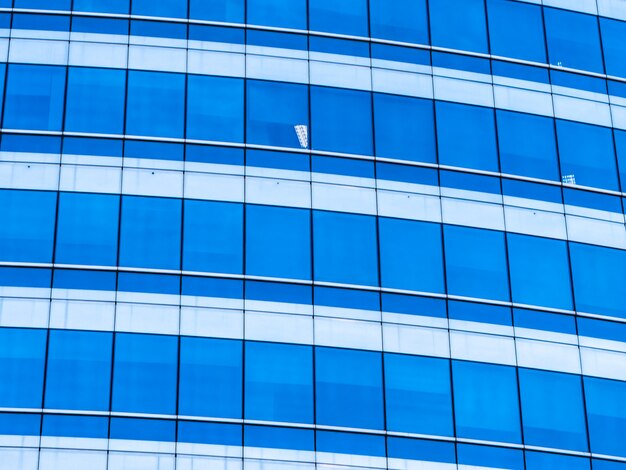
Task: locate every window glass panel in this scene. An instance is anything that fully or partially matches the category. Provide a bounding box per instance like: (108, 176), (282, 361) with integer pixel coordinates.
(556, 120), (618, 190)
(601, 18), (626, 79)
(245, 342), (313, 423)
(45, 330), (112, 411)
(0, 190), (56, 263)
(74, 0), (129, 13)
(519, 369), (588, 451)
(544, 8), (604, 73)
(190, 0), (243, 22)
(131, 0), (186, 18)
(496, 110), (559, 181)
(246, 205), (311, 280)
(313, 211), (378, 286)
(316, 347), (384, 429)
(616, 130), (626, 191)
(444, 226), (510, 302)
(374, 94), (436, 164)
(436, 102), (498, 172)
(487, 0), (546, 62)
(525, 452), (590, 470)
(379, 218), (444, 293)
(248, 0), (306, 29)
(384, 354), (453, 436)
(179, 337), (242, 419)
(0, 328), (47, 408)
(369, 0), (428, 43)
(183, 200), (243, 274)
(311, 86), (373, 155)
(507, 234), (573, 310)
(15, 0), (70, 9)
(126, 71), (185, 138)
(584, 377), (626, 458)
(429, 0), (488, 53)
(4, 65), (66, 131)
(453, 361), (521, 443)
(247, 80), (309, 149)
(187, 75), (243, 143)
(112, 333), (178, 415)
(458, 444), (524, 469)
(309, 0), (368, 36)
(55, 192), (119, 266)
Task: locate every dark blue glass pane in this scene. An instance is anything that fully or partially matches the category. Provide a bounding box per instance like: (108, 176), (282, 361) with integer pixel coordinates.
(248, 0), (306, 29)
(429, 0), (488, 53)
(309, 0), (368, 36)
(189, 0), (244, 22)
(369, 0), (428, 43)
(43, 415), (108, 439)
(525, 451), (590, 470)
(585, 377), (626, 458)
(74, 0), (130, 13)
(131, 0), (186, 18)
(601, 18), (626, 79)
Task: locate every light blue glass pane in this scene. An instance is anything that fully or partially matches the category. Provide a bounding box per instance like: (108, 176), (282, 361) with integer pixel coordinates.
(374, 93), (436, 164)
(519, 369), (588, 451)
(0, 328), (47, 408)
(126, 71), (185, 138)
(0, 190), (56, 263)
(487, 0), (546, 62)
(316, 347), (384, 429)
(601, 18), (626, 78)
(507, 234), (573, 310)
(66, 67), (126, 134)
(248, 0), (306, 29)
(190, 0), (243, 22)
(453, 361), (521, 443)
(245, 342), (313, 423)
(585, 377), (626, 458)
(496, 110), (559, 181)
(379, 218), (444, 293)
(311, 86), (373, 155)
(45, 330), (112, 411)
(444, 226), (510, 302)
(556, 120), (618, 190)
(247, 80), (309, 149)
(74, 0), (130, 13)
(120, 196), (182, 270)
(309, 0), (368, 36)
(246, 205), (311, 280)
(430, 0), (488, 53)
(187, 75), (243, 143)
(4, 65), (66, 131)
(179, 337), (242, 419)
(183, 200), (243, 274)
(384, 354), (453, 436)
(131, 0), (186, 18)
(56, 192), (119, 266)
(369, 0), (428, 43)
(436, 102), (498, 172)
(313, 211), (378, 286)
(112, 334), (178, 415)
(544, 8), (604, 73)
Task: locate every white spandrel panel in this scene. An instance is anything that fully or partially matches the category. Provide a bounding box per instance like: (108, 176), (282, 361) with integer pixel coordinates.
(245, 310), (313, 345)
(69, 41), (128, 68)
(0, 447), (38, 470)
(9, 38), (68, 65)
(108, 451), (175, 470)
(39, 449), (107, 470)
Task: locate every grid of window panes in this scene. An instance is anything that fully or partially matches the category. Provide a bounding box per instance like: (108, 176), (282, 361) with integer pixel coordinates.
(1, 0), (626, 469)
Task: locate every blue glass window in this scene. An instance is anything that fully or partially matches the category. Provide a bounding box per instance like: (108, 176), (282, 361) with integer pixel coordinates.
(14, 0), (70, 9)
(311, 86), (373, 155)
(43, 415), (108, 439)
(112, 333), (178, 415)
(373, 94), (436, 164)
(245, 342), (313, 423)
(616, 130), (626, 190)
(0, 329), (46, 408)
(497, 110), (559, 181)
(187, 75), (243, 143)
(309, 0), (368, 36)
(556, 120), (618, 190)
(126, 71), (185, 138)
(444, 226), (510, 302)
(526, 452), (590, 470)
(544, 8), (604, 73)
(55, 192), (119, 266)
(379, 218), (444, 293)
(487, 0), (546, 62)
(313, 211), (378, 286)
(507, 234), (573, 310)
(584, 377), (626, 458)
(190, 0), (243, 22)
(248, 0), (306, 29)
(45, 330), (112, 411)
(65, 67), (126, 134)
(179, 337), (242, 419)
(519, 369), (588, 451)
(0, 190), (56, 263)
(183, 200), (243, 274)
(4, 65), (66, 131)
(429, 0), (488, 53)
(120, 196), (182, 270)
(316, 347), (384, 429)
(73, 0), (130, 13)
(369, 0), (428, 43)
(436, 102), (498, 172)
(131, 0), (186, 18)
(246, 205), (311, 280)
(601, 18), (626, 79)
(384, 354), (453, 436)
(458, 444), (524, 470)
(453, 361), (521, 443)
